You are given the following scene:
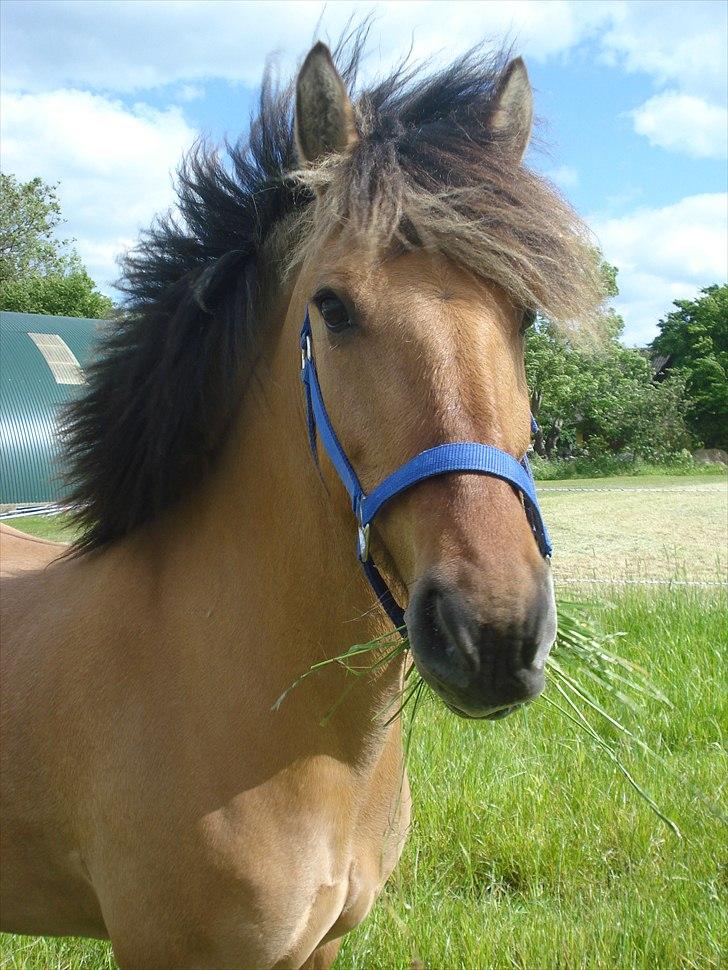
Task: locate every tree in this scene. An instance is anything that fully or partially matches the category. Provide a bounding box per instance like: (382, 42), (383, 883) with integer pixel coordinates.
(0, 173), (113, 318)
(651, 285), (728, 448)
(525, 261), (694, 460)
(1, 262), (114, 319)
(0, 174), (69, 281)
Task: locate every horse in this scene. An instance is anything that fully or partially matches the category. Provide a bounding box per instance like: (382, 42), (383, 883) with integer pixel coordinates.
(0, 34), (600, 969)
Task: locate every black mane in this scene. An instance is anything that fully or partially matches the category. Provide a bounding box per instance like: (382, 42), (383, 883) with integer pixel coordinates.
(63, 58), (316, 551)
(64, 29), (598, 553)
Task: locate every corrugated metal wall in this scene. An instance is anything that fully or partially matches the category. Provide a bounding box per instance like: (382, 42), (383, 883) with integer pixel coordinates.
(0, 311), (101, 504)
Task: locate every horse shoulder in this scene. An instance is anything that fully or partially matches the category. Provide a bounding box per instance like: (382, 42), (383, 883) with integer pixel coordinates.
(0, 543), (158, 941)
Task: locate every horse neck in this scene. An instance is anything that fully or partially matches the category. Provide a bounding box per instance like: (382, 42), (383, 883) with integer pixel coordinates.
(151, 299), (404, 753)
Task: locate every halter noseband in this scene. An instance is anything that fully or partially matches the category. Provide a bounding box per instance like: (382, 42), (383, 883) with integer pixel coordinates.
(299, 309), (552, 631)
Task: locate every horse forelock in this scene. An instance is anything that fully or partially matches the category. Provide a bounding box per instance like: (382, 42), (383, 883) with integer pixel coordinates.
(63, 23), (602, 554)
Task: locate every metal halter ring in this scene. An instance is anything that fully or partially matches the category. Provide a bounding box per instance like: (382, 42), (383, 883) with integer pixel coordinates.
(300, 335), (312, 372)
(357, 523), (370, 562)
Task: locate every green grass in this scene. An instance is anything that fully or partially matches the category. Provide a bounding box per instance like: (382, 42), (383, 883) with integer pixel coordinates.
(0, 938), (115, 970)
(3, 514), (77, 543)
(538, 472), (726, 488)
(1, 587), (725, 970)
(338, 586), (727, 970)
(531, 456), (727, 481)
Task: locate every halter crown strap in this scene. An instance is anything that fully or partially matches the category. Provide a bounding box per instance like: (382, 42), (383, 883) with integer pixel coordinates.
(299, 309), (552, 630)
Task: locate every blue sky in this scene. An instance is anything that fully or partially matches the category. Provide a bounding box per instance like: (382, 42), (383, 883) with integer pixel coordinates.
(2, 0), (726, 344)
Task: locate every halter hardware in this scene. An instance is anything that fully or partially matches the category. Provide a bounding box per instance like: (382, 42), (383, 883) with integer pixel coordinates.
(299, 308), (552, 632)
(357, 523), (370, 562)
(301, 334), (312, 372)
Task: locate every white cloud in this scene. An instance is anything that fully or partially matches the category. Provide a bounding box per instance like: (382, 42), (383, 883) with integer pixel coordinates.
(604, 272), (704, 346)
(599, 1), (727, 157)
(544, 165), (580, 189)
(600, 0), (727, 103)
(4, 2), (724, 173)
(3, 1), (724, 103)
(631, 92), (728, 159)
(593, 193), (728, 344)
(0, 0), (615, 95)
(0, 90), (196, 288)
(178, 84), (205, 103)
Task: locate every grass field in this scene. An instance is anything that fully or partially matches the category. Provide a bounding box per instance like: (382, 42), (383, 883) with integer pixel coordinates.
(1, 476), (726, 969)
(540, 476), (727, 585)
(531, 459), (728, 482)
(2, 513), (77, 543)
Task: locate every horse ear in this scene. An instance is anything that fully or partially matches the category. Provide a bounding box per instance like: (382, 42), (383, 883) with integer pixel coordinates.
(295, 42), (358, 163)
(489, 57), (533, 162)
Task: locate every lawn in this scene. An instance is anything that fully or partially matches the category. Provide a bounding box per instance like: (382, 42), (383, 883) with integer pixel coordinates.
(1, 479), (726, 970)
(2, 513), (76, 543)
(541, 476), (727, 585)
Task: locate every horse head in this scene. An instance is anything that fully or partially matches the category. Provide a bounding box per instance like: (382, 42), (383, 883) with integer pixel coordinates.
(287, 44), (564, 719)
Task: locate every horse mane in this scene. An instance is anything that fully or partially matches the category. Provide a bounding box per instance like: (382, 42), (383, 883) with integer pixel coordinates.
(63, 27), (601, 553)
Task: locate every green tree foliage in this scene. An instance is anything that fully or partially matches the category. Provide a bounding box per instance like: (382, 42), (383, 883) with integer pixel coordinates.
(1, 262), (115, 318)
(651, 285), (728, 448)
(0, 174), (68, 279)
(599, 259), (619, 301)
(0, 173), (113, 318)
(526, 262), (694, 461)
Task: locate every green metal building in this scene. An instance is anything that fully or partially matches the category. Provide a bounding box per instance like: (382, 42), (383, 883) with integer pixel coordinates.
(0, 311), (101, 505)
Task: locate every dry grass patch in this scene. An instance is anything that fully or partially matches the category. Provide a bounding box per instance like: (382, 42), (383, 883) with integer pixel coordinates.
(542, 482), (727, 583)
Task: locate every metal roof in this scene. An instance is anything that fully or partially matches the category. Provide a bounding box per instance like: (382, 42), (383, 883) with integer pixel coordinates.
(0, 311), (102, 504)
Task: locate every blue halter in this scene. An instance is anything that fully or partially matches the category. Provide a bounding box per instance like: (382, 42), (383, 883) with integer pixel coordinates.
(299, 309), (552, 630)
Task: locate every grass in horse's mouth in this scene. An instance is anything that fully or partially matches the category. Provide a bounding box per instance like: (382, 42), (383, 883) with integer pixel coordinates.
(273, 600), (684, 835)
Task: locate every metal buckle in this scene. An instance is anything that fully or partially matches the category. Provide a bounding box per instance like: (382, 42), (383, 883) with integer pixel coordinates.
(300, 335), (311, 372)
(357, 523), (370, 562)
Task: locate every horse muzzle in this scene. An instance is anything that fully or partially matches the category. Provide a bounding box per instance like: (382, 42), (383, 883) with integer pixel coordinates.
(405, 568), (556, 719)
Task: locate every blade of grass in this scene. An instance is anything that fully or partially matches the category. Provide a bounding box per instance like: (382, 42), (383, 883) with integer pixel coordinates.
(544, 682), (681, 837)
(271, 631), (407, 711)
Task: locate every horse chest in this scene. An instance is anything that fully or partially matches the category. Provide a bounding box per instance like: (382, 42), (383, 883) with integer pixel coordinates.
(310, 775), (411, 952)
(252, 812), (405, 966)
(195, 752), (410, 966)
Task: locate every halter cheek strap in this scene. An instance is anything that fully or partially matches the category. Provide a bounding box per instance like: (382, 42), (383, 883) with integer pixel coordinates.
(299, 309), (552, 631)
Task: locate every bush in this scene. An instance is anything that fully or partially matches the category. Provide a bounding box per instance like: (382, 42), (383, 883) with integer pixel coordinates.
(528, 450), (721, 481)
(0, 267), (114, 318)
(651, 285), (728, 449)
(526, 310), (695, 463)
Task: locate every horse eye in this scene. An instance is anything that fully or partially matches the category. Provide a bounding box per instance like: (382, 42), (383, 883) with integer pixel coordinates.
(520, 309), (536, 334)
(315, 293), (353, 333)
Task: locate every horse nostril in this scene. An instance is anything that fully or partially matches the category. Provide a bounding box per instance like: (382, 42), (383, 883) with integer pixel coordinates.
(433, 587), (481, 676)
(519, 577), (557, 671)
(407, 570), (555, 717)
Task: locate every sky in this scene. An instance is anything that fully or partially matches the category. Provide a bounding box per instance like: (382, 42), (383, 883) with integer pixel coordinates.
(1, 0), (726, 346)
